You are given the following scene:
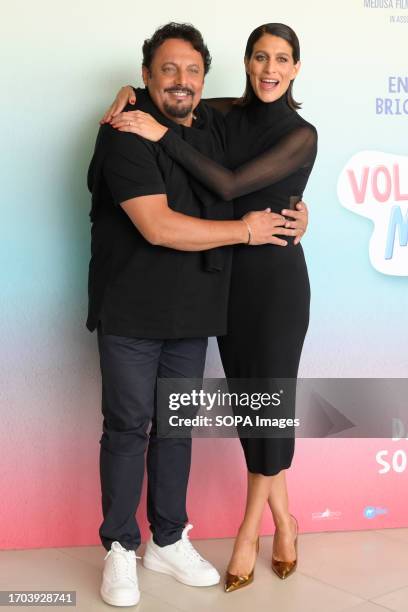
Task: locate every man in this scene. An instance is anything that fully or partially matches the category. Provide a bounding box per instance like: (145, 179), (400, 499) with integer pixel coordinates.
(88, 22), (305, 607)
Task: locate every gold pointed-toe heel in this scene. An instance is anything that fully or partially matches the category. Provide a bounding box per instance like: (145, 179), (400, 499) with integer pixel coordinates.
(224, 537), (259, 593)
(272, 514), (298, 580)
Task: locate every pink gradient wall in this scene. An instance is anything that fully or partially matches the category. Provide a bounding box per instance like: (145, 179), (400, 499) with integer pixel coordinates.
(2, 422), (406, 550)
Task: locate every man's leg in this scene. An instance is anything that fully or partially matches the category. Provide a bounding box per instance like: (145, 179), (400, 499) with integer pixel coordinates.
(97, 330), (162, 551)
(146, 337), (208, 546)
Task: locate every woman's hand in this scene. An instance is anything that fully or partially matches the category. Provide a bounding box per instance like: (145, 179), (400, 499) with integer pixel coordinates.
(281, 201), (309, 245)
(110, 110), (168, 142)
(100, 86), (136, 124)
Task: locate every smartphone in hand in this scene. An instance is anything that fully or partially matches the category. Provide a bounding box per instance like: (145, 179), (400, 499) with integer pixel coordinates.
(285, 195), (302, 221)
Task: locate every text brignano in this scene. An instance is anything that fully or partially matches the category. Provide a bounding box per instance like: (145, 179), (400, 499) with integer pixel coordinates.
(376, 77), (408, 115)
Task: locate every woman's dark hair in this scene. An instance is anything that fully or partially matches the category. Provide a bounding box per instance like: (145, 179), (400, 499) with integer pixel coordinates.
(142, 22), (212, 75)
(237, 23), (301, 109)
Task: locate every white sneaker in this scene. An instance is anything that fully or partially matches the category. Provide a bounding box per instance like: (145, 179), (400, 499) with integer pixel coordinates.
(143, 524), (220, 587)
(100, 541), (141, 607)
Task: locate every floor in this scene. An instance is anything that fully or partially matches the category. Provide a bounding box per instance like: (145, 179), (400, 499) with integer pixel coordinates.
(1, 529), (408, 611)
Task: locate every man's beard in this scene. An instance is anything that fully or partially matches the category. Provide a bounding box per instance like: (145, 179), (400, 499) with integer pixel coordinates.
(163, 100), (194, 119)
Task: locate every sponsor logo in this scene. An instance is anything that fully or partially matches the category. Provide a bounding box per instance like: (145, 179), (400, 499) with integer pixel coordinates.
(363, 506), (388, 519)
(312, 508), (342, 520)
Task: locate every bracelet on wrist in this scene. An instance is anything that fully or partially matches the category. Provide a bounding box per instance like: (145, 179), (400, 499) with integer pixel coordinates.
(241, 218), (252, 245)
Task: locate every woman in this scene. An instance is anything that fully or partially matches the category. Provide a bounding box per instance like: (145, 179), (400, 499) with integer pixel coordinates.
(102, 23), (317, 592)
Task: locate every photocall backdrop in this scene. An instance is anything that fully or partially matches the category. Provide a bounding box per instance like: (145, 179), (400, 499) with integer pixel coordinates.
(2, 0), (407, 549)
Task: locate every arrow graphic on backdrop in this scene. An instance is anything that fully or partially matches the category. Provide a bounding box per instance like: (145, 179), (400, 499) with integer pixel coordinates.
(302, 391), (356, 438)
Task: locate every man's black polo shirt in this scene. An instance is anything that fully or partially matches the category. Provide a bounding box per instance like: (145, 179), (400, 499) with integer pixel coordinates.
(86, 91), (232, 339)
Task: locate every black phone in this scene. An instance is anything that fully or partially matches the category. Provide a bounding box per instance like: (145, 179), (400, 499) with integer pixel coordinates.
(285, 195), (302, 221)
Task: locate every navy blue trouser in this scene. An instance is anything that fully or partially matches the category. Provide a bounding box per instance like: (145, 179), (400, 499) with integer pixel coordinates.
(97, 331), (208, 551)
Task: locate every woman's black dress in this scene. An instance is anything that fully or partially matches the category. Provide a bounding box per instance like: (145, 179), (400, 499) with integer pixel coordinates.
(159, 93), (317, 476)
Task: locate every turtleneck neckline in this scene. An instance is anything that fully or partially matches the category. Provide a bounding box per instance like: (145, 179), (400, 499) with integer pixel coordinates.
(247, 92), (293, 124)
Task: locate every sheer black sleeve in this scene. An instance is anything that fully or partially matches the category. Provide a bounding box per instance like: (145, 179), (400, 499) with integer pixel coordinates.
(202, 98), (236, 116)
(159, 125), (317, 201)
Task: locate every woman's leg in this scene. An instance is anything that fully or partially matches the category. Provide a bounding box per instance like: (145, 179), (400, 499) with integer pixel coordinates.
(267, 470), (297, 561)
(220, 246), (310, 575)
(227, 471), (271, 574)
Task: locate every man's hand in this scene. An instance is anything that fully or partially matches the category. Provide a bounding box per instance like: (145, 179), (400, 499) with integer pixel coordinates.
(281, 201), (309, 245)
(110, 110), (168, 142)
(243, 209), (298, 246)
(121, 198), (297, 251)
(100, 85), (136, 124)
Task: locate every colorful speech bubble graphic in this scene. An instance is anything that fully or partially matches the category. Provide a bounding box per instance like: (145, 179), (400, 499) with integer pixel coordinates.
(338, 151), (408, 276)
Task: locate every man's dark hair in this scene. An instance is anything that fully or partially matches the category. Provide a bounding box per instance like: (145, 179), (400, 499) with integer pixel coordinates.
(142, 22), (212, 75)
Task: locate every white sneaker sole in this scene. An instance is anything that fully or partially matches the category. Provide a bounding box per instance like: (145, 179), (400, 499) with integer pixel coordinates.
(100, 587), (140, 607)
(143, 555), (220, 587)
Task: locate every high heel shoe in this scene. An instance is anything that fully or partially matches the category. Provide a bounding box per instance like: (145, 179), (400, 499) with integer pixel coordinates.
(224, 538), (259, 593)
(271, 514), (298, 580)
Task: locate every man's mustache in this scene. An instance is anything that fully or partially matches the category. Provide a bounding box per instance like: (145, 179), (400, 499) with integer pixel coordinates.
(165, 87), (194, 96)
